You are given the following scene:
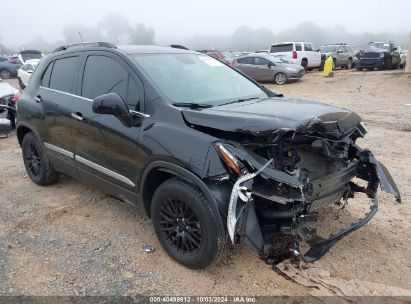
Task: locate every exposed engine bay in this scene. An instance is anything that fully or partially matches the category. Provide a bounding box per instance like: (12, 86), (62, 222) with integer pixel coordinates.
(184, 101), (402, 264)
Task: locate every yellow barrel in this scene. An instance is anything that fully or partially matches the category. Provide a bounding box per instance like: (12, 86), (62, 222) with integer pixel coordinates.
(323, 56), (334, 77)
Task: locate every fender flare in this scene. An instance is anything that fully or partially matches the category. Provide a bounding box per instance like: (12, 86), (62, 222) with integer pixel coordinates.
(139, 160), (226, 232)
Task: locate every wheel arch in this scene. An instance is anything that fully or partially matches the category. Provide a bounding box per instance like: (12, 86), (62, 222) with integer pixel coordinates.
(17, 124), (34, 146)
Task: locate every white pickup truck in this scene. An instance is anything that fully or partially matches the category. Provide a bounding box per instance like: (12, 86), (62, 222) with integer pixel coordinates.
(269, 42), (321, 70)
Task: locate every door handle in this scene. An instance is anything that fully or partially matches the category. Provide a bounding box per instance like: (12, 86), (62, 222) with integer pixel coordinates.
(35, 95), (42, 103)
(71, 112), (83, 121)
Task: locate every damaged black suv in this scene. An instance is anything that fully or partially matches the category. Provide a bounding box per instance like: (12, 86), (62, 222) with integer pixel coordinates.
(16, 42), (401, 269)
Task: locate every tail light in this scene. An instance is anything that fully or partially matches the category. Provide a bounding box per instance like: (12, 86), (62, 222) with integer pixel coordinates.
(230, 60), (237, 67)
(292, 51), (297, 59)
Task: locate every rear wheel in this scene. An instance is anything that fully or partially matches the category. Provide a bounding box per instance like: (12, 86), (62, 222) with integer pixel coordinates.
(151, 178), (225, 269)
(22, 132), (59, 186)
(274, 72), (288, 85)
(0, 70), (11, 79)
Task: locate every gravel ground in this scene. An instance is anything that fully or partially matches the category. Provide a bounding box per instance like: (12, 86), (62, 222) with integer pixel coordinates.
(0, 70), (410, 297)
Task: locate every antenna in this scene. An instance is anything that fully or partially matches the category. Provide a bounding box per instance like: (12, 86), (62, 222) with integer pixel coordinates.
(78, 32), (84, 44)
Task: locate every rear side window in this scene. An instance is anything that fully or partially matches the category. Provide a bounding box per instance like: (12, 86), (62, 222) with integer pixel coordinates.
(295, 43), (302, 51)
(237, 57), (253, 64)
(270, 44), (293, 53)
(49, 57), (79, 93)
(81, 55), (141, 111)
(41, 61), (54, 87)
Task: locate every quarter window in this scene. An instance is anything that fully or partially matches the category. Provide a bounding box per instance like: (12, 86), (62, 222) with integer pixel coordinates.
(295, 43), (302, 51)
(81, 55), (140, 110)
(49, 57), (79, 93)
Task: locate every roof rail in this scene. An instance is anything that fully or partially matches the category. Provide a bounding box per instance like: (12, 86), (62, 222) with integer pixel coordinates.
(53, 41), (117, 53)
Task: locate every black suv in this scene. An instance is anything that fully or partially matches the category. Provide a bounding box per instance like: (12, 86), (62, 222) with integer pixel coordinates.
(16, 42), (400, 269)
(357, 41), (401, 70)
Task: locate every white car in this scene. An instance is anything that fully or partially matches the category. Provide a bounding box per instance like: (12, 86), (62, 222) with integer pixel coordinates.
(269, 42), (321, 70)
(0, 77), (19, 132)
(18, 50), (43, 64)
(17, 59), (40, 89)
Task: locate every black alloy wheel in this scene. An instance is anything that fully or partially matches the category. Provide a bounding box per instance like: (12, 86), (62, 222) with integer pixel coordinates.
(159, 197), (203, 253)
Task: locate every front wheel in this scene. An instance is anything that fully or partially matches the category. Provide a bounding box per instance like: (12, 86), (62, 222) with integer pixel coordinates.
(151, 178), (225, 269)
(274, 72), (288, 85)
(22, 132), (59, 186)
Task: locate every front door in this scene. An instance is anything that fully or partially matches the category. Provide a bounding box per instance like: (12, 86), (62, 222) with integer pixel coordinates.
(70, 52), (145, 195)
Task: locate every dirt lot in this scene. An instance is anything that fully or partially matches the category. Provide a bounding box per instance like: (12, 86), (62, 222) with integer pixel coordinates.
(0, 70), (410, 297)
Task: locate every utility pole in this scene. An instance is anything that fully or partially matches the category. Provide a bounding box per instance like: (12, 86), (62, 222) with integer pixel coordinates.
(405, 31), (411, 73)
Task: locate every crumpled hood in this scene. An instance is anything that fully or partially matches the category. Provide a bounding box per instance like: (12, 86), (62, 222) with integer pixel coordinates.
(182, 97), (361, 139)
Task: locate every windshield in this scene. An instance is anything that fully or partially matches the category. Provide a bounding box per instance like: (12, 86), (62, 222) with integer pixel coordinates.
(132, 53), (267, 105)
(368, 42), (390, 50)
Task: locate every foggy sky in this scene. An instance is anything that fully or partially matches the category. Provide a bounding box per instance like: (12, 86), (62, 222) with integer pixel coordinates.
(2, 0), (410, 47)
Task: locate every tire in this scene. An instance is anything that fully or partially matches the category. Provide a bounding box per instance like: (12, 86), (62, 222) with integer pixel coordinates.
(301, 59), (308, 71)
(356, 67), (363, 71)
(274, 72), (288, 85)
(22, 132), (59, 186)
(347, 59), (352, 69)
(18, 77), (25, 89)
(0, 69), (11, 79)
(151, 178), (226, 269)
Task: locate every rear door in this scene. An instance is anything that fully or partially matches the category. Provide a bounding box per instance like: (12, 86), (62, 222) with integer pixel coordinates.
(304, 43), (321, 67)
(235, 57), (255, 77)
(251, 57), (273, 81)
(70, 51), (145, 194)
(38, 54), (81, 172)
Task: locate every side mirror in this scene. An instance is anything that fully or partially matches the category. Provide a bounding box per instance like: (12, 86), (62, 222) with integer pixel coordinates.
(92, 93), (133, 127)
(267, 62), (273, 68)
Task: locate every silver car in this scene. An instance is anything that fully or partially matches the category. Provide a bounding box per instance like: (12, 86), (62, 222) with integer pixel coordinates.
(234, 54), (305, 85)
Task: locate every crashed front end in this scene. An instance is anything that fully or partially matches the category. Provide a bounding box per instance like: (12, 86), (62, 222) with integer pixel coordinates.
(203, 111), (401, 264)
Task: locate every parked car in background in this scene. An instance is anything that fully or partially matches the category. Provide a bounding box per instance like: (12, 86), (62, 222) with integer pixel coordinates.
(18, 50), (43, 64)
(0, 56), (9, 62)
(0, 56), (22, 79)
(319, 43), (355, 69)
(0, 77), (20, 128)
(356, 41), (401, 70)
(269, 42), (321, 70)
(233, 53), (305, 84)
(400, 49), (407, 69)
(17, 59), (40, 89)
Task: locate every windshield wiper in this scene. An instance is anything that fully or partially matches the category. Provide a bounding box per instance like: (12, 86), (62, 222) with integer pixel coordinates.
(172, 102), (213, 109)
(220, 97), (260, 106)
